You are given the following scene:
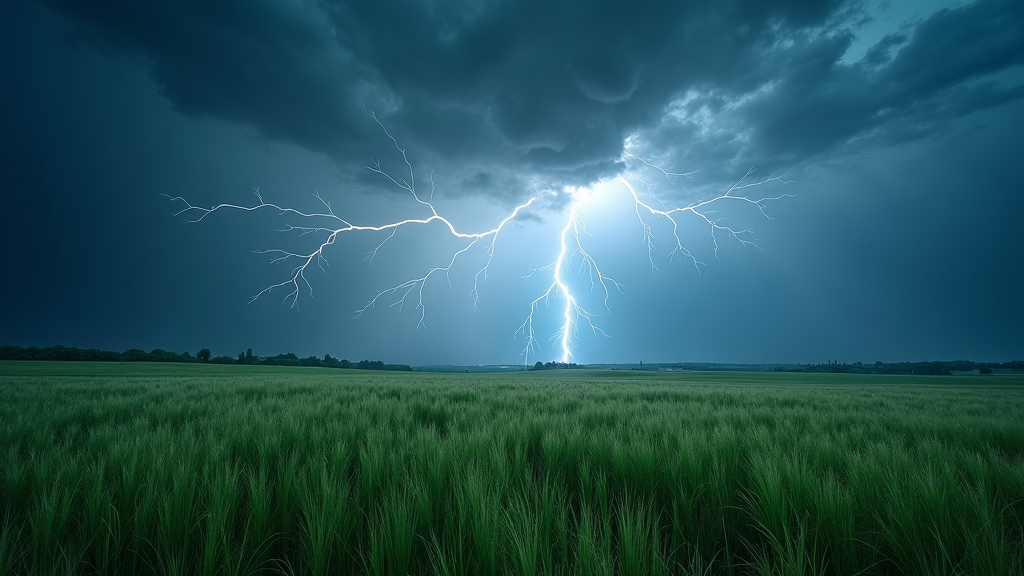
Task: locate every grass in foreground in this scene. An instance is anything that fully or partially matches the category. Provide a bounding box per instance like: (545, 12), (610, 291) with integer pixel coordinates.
(1, 361), (1022, 575)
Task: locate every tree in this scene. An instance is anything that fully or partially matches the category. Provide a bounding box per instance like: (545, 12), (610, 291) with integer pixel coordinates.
(123, 349), (148, 362)
(245, 348), (253, 364)
(357, 359), (385, 370)
(197, 348), (211, 362)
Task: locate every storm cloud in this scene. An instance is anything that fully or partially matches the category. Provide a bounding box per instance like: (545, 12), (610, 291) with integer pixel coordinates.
(36, 0), (1024, 200)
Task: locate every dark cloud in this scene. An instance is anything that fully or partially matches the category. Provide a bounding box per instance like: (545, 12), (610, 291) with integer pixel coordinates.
(36, 0), (1024, 201)
(862, 32), (908, 67)
(645, 0), (1024, 182)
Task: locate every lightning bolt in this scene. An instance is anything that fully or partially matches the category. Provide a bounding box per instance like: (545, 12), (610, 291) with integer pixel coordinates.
(513, 169), (793, 365)
(169, 112), (793, 364)
(167, 111), (536, 330)
(516, 189), (621, 364)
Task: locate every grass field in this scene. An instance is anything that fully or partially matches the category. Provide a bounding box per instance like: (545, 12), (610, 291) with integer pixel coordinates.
(1, 361), (1022, 575)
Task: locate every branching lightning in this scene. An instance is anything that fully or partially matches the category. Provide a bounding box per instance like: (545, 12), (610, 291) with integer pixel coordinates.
(169, 113), (793, 364)
(168, 111), (535, 329)
(516, 189), (621, 363)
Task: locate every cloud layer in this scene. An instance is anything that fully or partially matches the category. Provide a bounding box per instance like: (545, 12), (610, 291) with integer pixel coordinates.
(39, 0), (1024, 201)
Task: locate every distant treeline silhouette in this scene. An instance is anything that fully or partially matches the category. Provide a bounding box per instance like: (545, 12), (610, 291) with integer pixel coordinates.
(529, 361), (584, 371)
(776, 359), (1023, 375)
(0, 345), (412, 372)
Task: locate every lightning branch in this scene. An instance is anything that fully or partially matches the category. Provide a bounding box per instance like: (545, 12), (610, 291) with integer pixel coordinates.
(168, 113), (793, 364)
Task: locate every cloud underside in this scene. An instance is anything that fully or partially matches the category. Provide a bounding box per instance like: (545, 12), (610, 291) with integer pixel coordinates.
(41, 0), (1024, 200)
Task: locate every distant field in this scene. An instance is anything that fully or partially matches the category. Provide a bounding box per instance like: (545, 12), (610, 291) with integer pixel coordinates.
(1, 361), (1022, 575)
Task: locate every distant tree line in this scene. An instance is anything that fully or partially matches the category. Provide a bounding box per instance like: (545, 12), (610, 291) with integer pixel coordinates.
(0, 345), (412, 371)
(530, 361), (584, 371)
(775, 359), (1023, 375)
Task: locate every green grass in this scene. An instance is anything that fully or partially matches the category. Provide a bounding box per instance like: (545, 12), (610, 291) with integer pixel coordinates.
(1, 361), (1023, 575)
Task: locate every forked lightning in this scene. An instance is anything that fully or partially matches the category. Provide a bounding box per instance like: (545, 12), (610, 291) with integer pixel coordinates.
(169, 114), (792, 364)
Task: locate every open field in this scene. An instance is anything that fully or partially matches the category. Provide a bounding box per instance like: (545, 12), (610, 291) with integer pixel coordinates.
(1, 362), (1023, 575)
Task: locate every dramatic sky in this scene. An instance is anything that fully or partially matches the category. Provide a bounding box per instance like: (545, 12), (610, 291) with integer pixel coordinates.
(2, 0), (1022, 366)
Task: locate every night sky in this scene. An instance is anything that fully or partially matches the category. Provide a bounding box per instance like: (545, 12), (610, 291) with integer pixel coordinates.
(2, 0), (1022, 366)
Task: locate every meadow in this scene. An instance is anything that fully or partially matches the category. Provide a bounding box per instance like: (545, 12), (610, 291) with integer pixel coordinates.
(1, 361), (1022, 575)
